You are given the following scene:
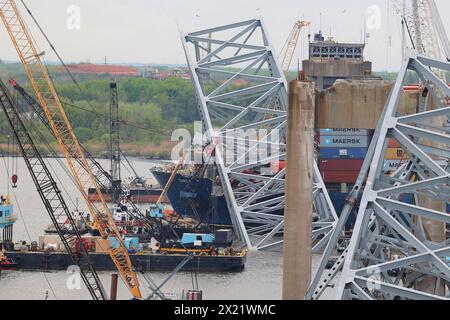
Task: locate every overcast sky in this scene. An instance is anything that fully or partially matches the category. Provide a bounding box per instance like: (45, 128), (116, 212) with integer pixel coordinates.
(0, 0), (449, 71)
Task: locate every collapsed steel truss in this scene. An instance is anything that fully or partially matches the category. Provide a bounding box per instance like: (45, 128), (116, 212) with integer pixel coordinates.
(181, 18), (338, 250)
(328, 52), (450, 300)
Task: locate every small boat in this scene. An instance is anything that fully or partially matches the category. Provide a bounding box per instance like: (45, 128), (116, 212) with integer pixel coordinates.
(44, 210), (90, 235)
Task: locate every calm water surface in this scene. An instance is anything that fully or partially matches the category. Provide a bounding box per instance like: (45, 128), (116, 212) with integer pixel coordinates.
(0, 157), (334, 300)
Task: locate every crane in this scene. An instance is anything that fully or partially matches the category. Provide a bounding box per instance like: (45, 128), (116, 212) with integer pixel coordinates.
(393, 0), (450, 110)
(11, 80), (204, 299)
(0, 78), (107, 300)
(279, 20), (310, 73)
(10, 79), (163, 241)
(394, 0), (449, 80)
(0, 0), (141, 298)
(109, 82), (121, 200)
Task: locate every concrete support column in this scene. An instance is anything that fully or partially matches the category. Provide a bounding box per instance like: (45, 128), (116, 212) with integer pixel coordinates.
(283, 81), (315, 300)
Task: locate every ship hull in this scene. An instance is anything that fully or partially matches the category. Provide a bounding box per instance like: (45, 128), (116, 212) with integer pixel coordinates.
(151, 170), (232, 226)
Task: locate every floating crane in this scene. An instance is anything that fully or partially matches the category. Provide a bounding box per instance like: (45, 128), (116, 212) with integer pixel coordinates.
(279, 20), (310, 73)
(0, 78), (107, 300)
(0, 0), (141, 298)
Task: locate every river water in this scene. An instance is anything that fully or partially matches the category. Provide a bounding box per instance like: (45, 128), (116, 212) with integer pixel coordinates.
(0, 156), (334, 300)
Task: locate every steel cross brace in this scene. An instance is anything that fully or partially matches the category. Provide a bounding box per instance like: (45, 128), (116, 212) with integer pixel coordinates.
(310, 52), (450, 300)
(180, 18), (338, 250)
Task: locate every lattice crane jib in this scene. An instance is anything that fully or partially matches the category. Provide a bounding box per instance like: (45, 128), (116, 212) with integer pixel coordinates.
(110, 82), (121, 184)
(0, 79), (107, 300)
(181, 18), (338, 250)
(337, 52), (450, 300)
(0, 0), (141, 298)
(279, 20), (310, 73)
(395, 0), (449, 80)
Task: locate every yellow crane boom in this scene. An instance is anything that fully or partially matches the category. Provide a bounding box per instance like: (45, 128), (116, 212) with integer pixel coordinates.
(279, 20), (310, 73)
(0, 0), (141, 298)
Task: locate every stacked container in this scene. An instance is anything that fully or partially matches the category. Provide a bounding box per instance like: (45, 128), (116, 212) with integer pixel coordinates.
(383, 138), (408, 173)
(318, 128), (372, 184)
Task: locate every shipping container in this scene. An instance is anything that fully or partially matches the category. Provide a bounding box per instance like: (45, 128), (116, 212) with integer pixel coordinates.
(319, 147), (368, 160)
(386, 148), (408, 160)
(321, 171), (360, 183)
(387, 138), (401, 148)
(320, 135), (371, 148)
(319, 159), (364, 172)
(383, 160), (408, 172)
(319, 128), (372, 136)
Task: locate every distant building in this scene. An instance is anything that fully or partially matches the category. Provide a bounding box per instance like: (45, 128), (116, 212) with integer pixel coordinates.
(143, 66), (191, 80)
(65, 63), (141, 77)
(302, 31), (373, 90)
(65, 63), (192, 80)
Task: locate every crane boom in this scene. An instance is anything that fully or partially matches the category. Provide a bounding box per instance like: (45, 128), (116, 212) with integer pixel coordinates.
(279, 20), (310, 73)
(109, 82), (121, 186)
(157, 154), (185, 206)
(428, 0), (450, 60)
(394, 0), (448, 81)
(0, 79), (107, 300)
(0, 0), (141, 298)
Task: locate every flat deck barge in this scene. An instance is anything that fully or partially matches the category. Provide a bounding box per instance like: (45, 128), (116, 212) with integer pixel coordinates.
(5, 250), (247, 272)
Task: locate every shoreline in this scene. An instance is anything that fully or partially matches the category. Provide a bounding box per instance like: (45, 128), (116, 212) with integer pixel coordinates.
(0, 151), (173, 162)
(0, 141), (176, 160)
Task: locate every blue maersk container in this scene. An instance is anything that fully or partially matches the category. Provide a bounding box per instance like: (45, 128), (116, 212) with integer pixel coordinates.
(319, 147), (368, 160)
(320, 128), (371, 136)
(320, 136), (371, 148)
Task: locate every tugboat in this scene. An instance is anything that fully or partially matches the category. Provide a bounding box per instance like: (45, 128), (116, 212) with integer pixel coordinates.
(44, 209), (90, 235)
(109, 203), (152, 241)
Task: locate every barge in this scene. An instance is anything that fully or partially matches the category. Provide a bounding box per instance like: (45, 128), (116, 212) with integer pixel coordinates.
(88, 186), (165, 204)
(5, 250), (247, 272)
